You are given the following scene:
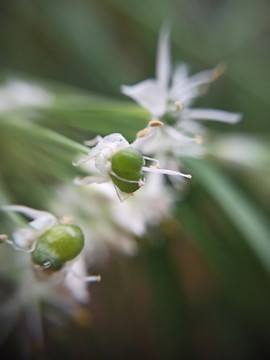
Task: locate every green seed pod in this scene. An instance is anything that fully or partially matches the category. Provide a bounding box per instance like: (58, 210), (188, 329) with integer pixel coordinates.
(110, 148), (144, 193)
(32, 224), (84, 271)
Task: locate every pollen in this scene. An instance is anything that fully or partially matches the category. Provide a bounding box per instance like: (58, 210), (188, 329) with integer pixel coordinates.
(149, 120), (164, 127)
(0, 234), (8, 243)
(136, 128), (149, 138)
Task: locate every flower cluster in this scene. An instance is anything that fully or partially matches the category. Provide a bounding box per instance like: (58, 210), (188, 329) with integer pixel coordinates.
(121, 27), (242, 179)
(0, 206), (100, 297)
(0, 26), (242, 343)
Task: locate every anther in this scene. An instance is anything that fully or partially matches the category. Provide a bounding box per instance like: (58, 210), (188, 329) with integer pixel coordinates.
(149, 120), (164, 127)
(0, 234), (8, 244)
(59, 215), (73, 225)
(136, 128), (149, 138)
(175, 101), (182, 111)
(195, 136), (203, 145)
(211, 63), (226, 81)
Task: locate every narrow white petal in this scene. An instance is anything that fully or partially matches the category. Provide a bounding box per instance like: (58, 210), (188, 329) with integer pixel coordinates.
(72, 155), (90, 166)
(84, 135), (102, 147)
(170, 63), (190, 96)
(12, 228), (36, 249)
(188, 68), (215, 88)
(164, 125), (196, 143)
(156, 25), (171, 89)
(132, 126), (158, 149)
(121, 79), (167, 116)
(1, 205), (57, 230)
(29, 215), (57, 231)
(1, 205), (46, 218)
(171, 67), (214, 102)
(170, 64), (205, 105)
(184, 108), (242, 124)
(65, 257), (90, 303)
(89, 133), (129, 158)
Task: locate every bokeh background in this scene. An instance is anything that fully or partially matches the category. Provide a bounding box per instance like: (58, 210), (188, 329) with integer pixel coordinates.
(0, 0), (270, 359)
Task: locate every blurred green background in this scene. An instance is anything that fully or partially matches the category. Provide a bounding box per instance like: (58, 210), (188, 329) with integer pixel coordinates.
(0, 0), (270, 359)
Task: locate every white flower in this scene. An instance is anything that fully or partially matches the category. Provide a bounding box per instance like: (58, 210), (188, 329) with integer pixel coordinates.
(110, 172), (174, 236)
(133, 121), (203, 159)
(121, 27), (242, 134)
(0, 205), (100, 303)
(1, 205), (58, 251)
(0, 78), (53, 113)
(50, 171), (174, 259)
(73, 131), (191, 195)
(0, 206), (100, 343)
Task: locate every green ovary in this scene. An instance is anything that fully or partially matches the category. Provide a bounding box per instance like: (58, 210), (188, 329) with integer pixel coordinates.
(110, 148), (144, 193)
(32, 224), (84, 271)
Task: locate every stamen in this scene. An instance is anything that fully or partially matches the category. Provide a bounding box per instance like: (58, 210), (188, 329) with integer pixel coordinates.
(4, 238), (36, 253)
(59, 215), (73, 225)
(136, 128), (149, 138)
(84, 275), (101, 282)
(0, 234), (8, 243)
(149, 120), (164, 127)
(113, 185), (131, 202)
(211, 63), (226, 82)
(175, 101), (182, 111)
(143, 156), (160, 169)
(142, 166), (192, 179)
(195, 136), (203, 145)
(70, 268), (101, 283)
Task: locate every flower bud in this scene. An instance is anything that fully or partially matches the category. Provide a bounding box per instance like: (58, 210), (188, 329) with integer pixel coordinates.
(32, 225), (84, 271)
(110, 148), (144, 193)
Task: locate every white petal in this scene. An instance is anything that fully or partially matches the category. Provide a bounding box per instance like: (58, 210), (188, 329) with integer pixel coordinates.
(89, 133), (129, 158)
(13, 228), (36, 249)
(188, 68), (215, 88)
(121, 79), (167, 117)
(164, 125), (196, 143)
(65, 257), (90, 304)
(156, 26), (171, 89)
(170, 66), (214, 103)
(84, 135), (102, 147)
(131, 126), (158, 149)
(1, 205), (57, 231)
(170, 62), (190, 96)
(29, 215), (57, 232)
(73, 155), (91, 166)
(184, 108), (242, 124)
